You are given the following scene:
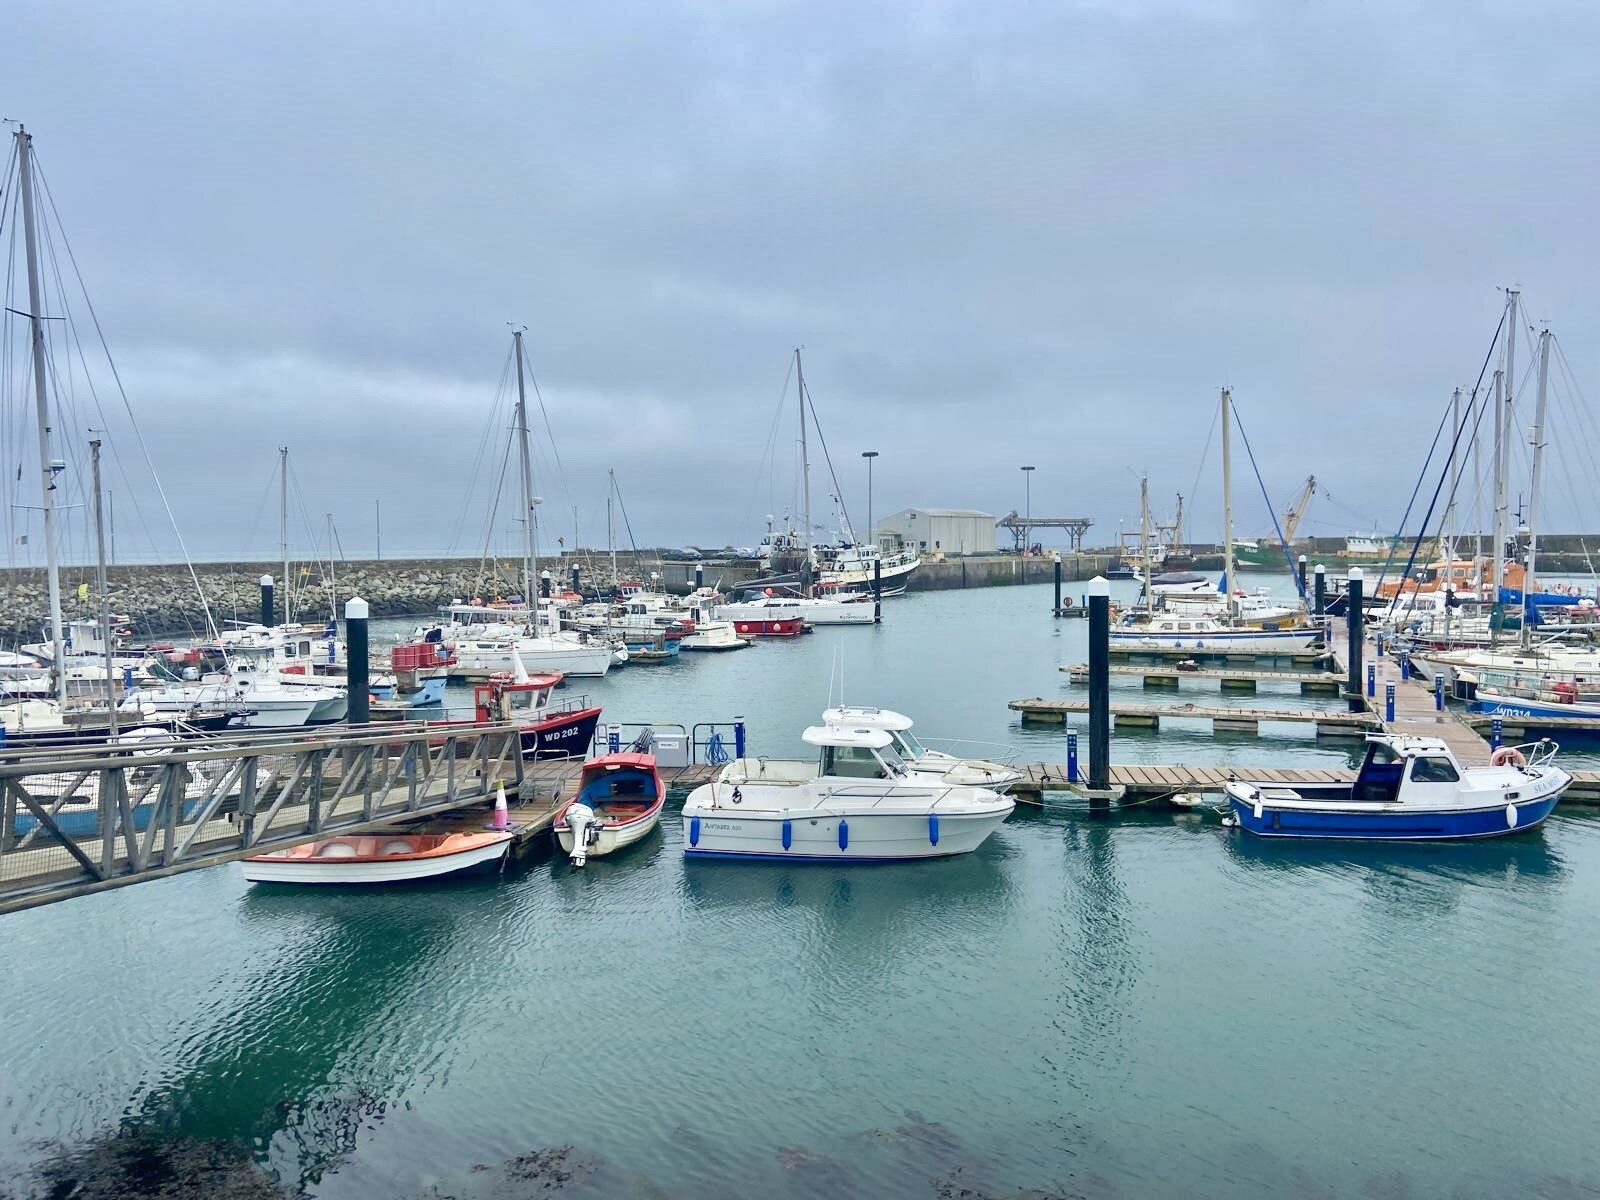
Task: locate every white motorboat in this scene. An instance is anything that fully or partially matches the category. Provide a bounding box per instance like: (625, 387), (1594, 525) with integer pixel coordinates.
(241, 831), (515, 884)
(121, 672), (339, 728)
(683, 725), (1014, 861)
(819, 706), (1022, 791)
(419, 604), (619, 678)
(1111, 613), (1322, 654)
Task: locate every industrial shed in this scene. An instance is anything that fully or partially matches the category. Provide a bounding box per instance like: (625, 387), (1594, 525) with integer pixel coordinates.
(877, 508), (996, 555)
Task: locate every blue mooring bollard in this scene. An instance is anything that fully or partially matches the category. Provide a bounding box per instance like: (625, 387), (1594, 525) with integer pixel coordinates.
(1385, 681), (1395, 723)
(1491, 717), (1503, 750)
(1067, 730), (1079, 784)
(1367, 662), (1376, 698)
(1434, 673), (1445, 711)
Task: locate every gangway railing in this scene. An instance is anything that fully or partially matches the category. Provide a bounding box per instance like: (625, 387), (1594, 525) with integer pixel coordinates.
(0, 719), (524, 914)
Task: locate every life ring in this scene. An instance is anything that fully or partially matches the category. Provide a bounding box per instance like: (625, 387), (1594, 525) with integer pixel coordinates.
(1490, 746), (1527, 768)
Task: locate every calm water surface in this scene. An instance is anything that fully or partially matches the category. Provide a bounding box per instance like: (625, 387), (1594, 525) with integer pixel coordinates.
(4, 580), (1599, 1197)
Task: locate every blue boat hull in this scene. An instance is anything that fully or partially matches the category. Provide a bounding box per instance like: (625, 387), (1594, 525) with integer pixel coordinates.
(1229, 792), (1561, 840)
(1471, 696), (1599, 722)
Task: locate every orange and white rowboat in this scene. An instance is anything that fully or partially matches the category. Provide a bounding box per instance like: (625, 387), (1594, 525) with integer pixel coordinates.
(241, 831), (514, 884)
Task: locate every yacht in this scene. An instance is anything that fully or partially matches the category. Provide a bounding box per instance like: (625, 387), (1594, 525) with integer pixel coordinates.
(819, 706), (1022, 791)
(683, 724), (1013, 861)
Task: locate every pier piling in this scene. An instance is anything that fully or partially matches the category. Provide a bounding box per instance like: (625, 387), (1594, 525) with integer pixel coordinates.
(1297, 554), (1308, 595)
(259, 575), (274, 627)
(1087, 576), (1111, 802)
(1314, 564), (1326, 616)
(1345, 568), (1364, 714)
(345, 596), (369, 725)
(1053, 553), (1062, 615)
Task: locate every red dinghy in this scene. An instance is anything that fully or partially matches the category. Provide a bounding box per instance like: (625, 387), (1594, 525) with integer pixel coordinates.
(553, 753), (665, 866)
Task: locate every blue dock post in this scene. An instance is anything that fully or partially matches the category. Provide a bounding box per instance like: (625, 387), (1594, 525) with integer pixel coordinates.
(1434, 673), (1445, 711)
(1066, 730), (1079, 783)
(345, 596), (369, 725)
(608, 724), (621, 754)
(1367, 662), (1376, 698)
(1398, 652), (1410, 681)
(1313, 563), (1327, 616)
(259, 574), (275, 627)
(1345, 568), (1364, 713)
(1087, 576), (1111, 805)
(1491, 717), (1503, 751)
(1384, 681), (1395, 723)
(1376, 632), (1385, 658)
(734, 717), (747, 760)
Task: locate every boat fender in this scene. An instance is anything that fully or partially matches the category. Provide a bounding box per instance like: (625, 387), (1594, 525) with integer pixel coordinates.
(1490, 746), (1528, 769)
(689, 815), (700, 847)
(1253, 797), (1264, 821)
(1505, 802), (1518, 829)
(782, 820), (792, 850)
(928, 813), (940, 846)
(838, 820), (849, 851)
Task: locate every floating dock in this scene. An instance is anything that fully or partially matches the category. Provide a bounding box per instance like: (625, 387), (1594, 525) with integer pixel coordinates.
(1063, 662), (1342, 696)
(1007, 696), (1377, 737)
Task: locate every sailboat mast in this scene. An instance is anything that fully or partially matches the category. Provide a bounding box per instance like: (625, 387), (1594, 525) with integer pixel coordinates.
(1443, 387), (1461, 562)
(796, 349), (812, 582)
(1495, 289), (1519, 598)
(16, 128), (66, 701)
(279, 446), (290, 624)
(1490, 368), (1506, 599)
(608, 469), (618, 587)
(1220, 387), (1235, 620)
(513, 330), (537, 613)
(1139, 476), (1152, 613)
(1524, 326), (1552, 630)
(90, 439), (118, 736)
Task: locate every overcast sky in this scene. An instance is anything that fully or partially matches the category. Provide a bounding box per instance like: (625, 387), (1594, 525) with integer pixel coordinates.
(6, 0), (1599, 563)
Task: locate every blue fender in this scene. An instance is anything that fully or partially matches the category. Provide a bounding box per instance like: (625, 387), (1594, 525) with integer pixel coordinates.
(928, 813), (939, 845)
(782, 820), (792, 850)
(689, 815), (700, 847)
(837, 820), (849, 851)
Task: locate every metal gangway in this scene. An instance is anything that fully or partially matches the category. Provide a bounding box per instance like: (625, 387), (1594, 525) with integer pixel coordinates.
(995, 512), (1093, 553)
(0, 719), (524, 914)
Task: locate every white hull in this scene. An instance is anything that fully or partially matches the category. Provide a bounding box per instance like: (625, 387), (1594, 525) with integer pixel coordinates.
(681, 804), (1009, 860)
(125, 687), (322, 728)
(794, 601), (877, 625)
(554, 811), (661, 858)
(450, 639), (614, 679)
(241, 838), (510, 883)
(679, 623), (750, 651)
(1110, 629), (1320, 654)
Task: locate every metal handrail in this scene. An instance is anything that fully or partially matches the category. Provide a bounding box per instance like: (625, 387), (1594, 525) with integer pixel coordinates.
(915, 737), (1024, 766)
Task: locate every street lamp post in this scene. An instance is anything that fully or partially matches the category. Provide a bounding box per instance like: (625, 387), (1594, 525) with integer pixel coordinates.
(1021, 465), (1035, 555)
(862, 451), (879, 546)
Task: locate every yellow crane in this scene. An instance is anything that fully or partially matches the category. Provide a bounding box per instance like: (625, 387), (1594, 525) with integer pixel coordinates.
(1280, 475), (1317, 542)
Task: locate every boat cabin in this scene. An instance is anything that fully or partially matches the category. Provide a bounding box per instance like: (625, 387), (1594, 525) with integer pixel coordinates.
(1351, 736), (1465, 804)
(801, 725), (910, 780)
(473, 672), (563, 722)
(821, 706), (930, 761)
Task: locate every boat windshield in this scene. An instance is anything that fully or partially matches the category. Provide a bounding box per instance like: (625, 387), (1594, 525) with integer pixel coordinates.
(893, 730), (928, 759)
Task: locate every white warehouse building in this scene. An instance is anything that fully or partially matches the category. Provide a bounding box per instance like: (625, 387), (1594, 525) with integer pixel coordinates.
(877, 508), (996, 556)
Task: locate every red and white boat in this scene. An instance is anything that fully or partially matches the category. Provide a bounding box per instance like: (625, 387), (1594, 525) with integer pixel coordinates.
(241, 831), (514, 884)
(425, 651), (602, 761)
(553, 753), (665, 866)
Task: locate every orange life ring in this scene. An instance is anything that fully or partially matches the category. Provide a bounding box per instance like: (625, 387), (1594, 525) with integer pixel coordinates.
(1490, 746), (1527, 768)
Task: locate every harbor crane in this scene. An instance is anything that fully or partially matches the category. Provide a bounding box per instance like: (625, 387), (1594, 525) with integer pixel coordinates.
(1279, 476), (1317, 542)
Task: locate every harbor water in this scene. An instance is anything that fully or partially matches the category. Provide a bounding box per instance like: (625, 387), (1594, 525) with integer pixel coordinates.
(4, 581), (1600, 1197)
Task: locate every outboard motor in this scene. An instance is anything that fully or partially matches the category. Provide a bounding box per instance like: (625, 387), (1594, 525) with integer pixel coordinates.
(566, 801), (600, 867)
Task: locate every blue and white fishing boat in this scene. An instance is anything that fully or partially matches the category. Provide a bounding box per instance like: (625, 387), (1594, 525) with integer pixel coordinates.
(1224, 734), (1570, 840)
(1469, 687), (1600, 724)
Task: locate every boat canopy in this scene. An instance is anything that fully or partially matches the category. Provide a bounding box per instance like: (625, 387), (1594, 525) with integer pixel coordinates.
(821, 706), (914, 731)
(801, 725), (893, 750)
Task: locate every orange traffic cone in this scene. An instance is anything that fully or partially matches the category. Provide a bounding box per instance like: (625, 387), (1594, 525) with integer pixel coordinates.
(491, 783), (509, 831)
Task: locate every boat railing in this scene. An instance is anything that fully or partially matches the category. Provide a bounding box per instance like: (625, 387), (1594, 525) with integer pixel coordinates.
(916, 738), (1023, 767)
(823, 781), (970, 808)
(1516, 738), (1561, 770)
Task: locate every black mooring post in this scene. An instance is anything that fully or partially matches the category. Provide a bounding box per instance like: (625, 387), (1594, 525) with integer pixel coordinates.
(570, 563), (581, 594)
(540, 570), (552, 599)
(259, 574), (275, 627)
(873, 557), (882, 623)
(1314, 563), (1327, 616)
(1087, 575), (1111, 801)
(1053, 553), (1063, 616)
(1297, 554), (1308, 596)
(695, 562), (705, 591)
(345, 596), (369, 725)
(1345, 567), (1364, 714)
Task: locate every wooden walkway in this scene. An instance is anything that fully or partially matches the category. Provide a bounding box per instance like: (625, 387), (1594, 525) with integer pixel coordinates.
(1110, 646), (1332, 666)
(1062, 663), (1342, 695)
(1325, 618), (1493, 764)
(1008, 696), (1377, 736)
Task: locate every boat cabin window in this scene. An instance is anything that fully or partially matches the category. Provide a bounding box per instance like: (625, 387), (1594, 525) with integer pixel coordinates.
(822, 745), (889, 779)
(894, 730), (928, 759)
(1353, 742), (1405, 804)
(1409, 756), (1460, 784)
(1177, 622), (1191, 631)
